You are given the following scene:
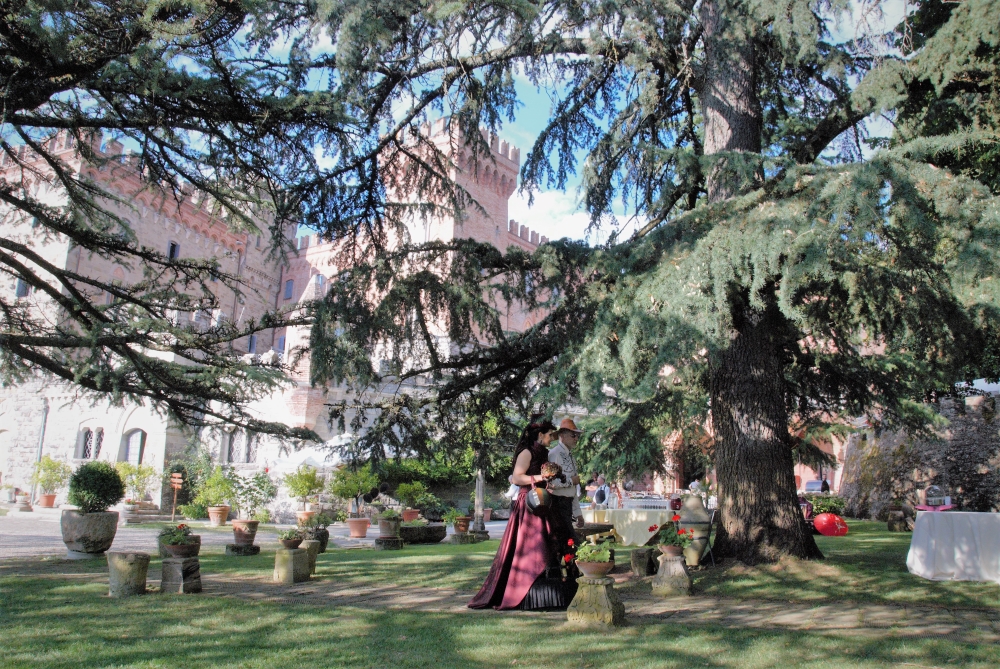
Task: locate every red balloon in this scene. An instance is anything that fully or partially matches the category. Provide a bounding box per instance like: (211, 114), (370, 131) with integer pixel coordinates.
(813, 512), (849, 537)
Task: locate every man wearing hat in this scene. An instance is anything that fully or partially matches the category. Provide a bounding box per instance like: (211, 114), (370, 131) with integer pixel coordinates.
(548, 418), (585, 529)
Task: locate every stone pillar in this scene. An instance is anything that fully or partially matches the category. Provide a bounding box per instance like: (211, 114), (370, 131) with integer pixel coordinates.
(301, 539), (320, 574)
(651, 554), (691, 596)
(566, 576), (626, 626)
(448, 532), (480, 545)
(160, 557), (202, 594)
(107, 551), (150, 597)
(273, 548), (309, 584)
(374, 536), (404, 550)
(630, 547), (656, 576)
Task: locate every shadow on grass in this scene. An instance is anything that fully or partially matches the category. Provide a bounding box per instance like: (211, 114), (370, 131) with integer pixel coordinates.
(694, 521), (1000, 609)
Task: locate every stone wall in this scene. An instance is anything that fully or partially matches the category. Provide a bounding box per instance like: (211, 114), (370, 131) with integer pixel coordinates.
(839, 395), (1000, 519)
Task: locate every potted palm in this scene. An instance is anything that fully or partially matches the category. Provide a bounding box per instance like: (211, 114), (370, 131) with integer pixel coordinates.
(395, 482), (427, 522)
(231, 471), (278, 545)
(159, 523), (201, 558)
(444, 508), (471, 534)
(575, 543), (614, 578)
(62, 462), (125, 558)
(329, 465), (379, 538)
(283, 465), (325, 525)
(31, 456), (72, 507)
(194, 467), (235, 526)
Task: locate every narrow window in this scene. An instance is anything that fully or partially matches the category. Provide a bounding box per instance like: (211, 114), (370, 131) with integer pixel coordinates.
(93, 429), (104, 459)
(15, 278), (30, 298)
(167, 241), (180, 260)
(248, 335), (258, 354)
(245, 433), (257, 464)
(276, 336), (286, 352)
(284, 279), (294, 300)
(315, 274), (325, 287)
(121, 429), (146, 464)
(255, 235), (261, 248)
(227, 431), (244, 463)
(80, 429), (93, 459)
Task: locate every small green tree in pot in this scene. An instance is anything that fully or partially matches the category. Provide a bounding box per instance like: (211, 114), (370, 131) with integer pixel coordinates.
(62, 462), (125, 558)
(284, 465), (325, 524)
(230, 471), (278, 545)
(194, 467), (236, 526)
(115, 462), (157, 508)
(395, 481), (428, 520)
(443, 507), (471, 534)
(31, 456), (72, 507)
(330, 465), (379, 538)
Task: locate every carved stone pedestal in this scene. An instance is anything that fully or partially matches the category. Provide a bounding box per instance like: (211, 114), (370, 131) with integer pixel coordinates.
(469, 530), (490, 542)
(887, 507), (913, 532)
(107, 551), (149, 597)
(301, 539), (321, 572)
(566, 576), (625, 627)
(161, 557), (202, 593)
(273, 548), (309, 584)
(652, 554), (691, 596)
(225, 543), (260, 556)
(630, 547), (656, 576)
(374, 537), (404, 550)
(448, 532), (480, 545)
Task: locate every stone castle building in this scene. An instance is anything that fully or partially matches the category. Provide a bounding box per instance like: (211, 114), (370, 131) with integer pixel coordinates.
(0, 121), (548, 511)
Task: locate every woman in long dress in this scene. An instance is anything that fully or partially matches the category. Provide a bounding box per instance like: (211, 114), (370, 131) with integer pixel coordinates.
(468, 419), (578, 610)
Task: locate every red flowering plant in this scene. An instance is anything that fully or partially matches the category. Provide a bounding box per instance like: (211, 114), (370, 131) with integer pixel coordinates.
(158, 523), (196, 546)
(657, 515), (695, 548)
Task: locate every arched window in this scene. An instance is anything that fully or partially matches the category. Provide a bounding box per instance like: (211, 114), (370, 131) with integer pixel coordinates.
(78, 429), (93, 459)
(284, 279), (294, 300)
(120, 429), (147, 464)
(167, 241), (180, 260)
(93, 429), (104, 459)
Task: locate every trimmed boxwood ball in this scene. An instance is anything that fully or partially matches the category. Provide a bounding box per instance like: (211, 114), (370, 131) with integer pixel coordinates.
(68, 462), (125, 513)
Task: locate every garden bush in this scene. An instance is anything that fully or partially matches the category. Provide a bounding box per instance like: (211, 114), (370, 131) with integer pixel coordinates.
(804, 494), (847, 516)
(67, 462), (125, 513)
(178, 502), (209, 519)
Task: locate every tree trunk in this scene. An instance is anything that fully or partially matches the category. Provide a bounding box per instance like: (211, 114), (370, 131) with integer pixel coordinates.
(697, 0), (822, 563)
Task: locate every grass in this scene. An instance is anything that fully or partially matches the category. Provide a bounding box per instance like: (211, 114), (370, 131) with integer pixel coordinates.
(1, 520), (998, 669)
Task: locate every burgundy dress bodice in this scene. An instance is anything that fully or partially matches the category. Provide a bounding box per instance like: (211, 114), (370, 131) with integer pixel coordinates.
(519, 441), (548, 479)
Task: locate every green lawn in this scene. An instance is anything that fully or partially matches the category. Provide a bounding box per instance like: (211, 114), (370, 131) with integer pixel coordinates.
(1, 520), (997, 669)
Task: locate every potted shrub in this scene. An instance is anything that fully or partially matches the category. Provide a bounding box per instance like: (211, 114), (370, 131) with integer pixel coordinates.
(303, 513), (333, 552)
(194, 467), (235, 526)
(230, 471), (278, 545)
(283, 465), (325, 525)
(159, 523), (201, 558)
(115, 463), (157, 507)
(468, 490), (495, 522)
(575, 543), (614, 578)
(395, 482), (428, 521)
(62, 462), (125, 558)
(329, 465), (379, 537)
(31, 456), (72, 508)
(444, 508), (471, 534)
(277, 528), (303, 549)
(378, 508), (402, 538)
(656, 516), (694, 558)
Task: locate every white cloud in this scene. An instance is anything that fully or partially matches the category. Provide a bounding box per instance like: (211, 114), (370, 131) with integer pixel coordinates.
(508, 189), (644, 245)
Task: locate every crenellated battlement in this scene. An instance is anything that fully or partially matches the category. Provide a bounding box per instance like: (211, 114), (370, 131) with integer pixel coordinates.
(507, 219), (547, 246)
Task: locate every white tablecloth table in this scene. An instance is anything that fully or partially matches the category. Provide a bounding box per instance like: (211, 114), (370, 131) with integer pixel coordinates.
(583, 508), (677, 546)
(906, 511), (1000, 583)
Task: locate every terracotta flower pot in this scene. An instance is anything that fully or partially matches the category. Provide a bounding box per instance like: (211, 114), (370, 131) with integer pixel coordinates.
(401, 508), (420, 522)
(231, 519), (259, 546)
(453, 516), (471, 533)
(346, 518), (369, 538)
(482, 508), (492, 522)
(378, 518), (401, 538)
(296, 510), (317, 526)
(577, 560), (615, 578)
(658, 544), (683, 557)
(38, 493), (57, 508)
(60, 510), (119, 557)
(163, 539), (201, 558)
(207, 505), (230, 527)
(280, 538), (303, 549)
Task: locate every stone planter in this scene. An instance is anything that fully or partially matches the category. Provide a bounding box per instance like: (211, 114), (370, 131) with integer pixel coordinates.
(399, 523), (447, 544)
(231, 519), (259, 546)
(296, 510), (317, 526)
(61, 510), (119, 558)
(37, 493), (57, 508)
(280, 538), (303, 549)
(159, 535), (201, 558)
(378, 518), (401, 538)
(15, 494), (29, 505)
(107, 551), (149, 597)
(309, 528), (330, 553)
(577, 560), (615, 578)
(658, 544), (683, 558)
(122, 503), (138, 513)
(346, 518), (369, 538)
(401, 508), (420, 522)
(207, 505), (230, 527)
(453, 516), (471, 534)
(163, 540), (201, 559)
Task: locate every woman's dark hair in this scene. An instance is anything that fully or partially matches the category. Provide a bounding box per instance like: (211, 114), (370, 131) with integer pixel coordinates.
(515, 415), (556, 455)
